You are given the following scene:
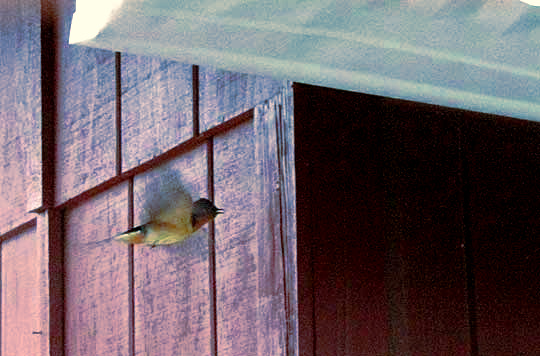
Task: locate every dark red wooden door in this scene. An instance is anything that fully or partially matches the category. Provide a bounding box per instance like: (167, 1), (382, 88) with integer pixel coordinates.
(295, 83), (540, 356)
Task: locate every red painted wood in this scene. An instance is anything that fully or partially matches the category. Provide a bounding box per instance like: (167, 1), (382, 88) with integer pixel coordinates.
(199, 67), (283, 132)
(121, 54), (193, 171)
(294, 84), (472, 355)
(132, 146), (211, 355)
(64, 184), (129, 356)
(0, 0), (42, 227)
(57, 46), (116, 204)
(295, 85), (390, 355)
(466, 116), (540, 356)
(1, 225), (41, 356)
(380, 100), (471, 356)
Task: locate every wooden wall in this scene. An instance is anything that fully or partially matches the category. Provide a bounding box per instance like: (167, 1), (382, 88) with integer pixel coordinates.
(58, 53), (294, 356)
(58, 54), (294, 355)
(0, 0), (42, 233)
(295, 84), (540, 356)
(3, 2), (539, 356)
(0, 1), (48, 353)
(1, 2), (296, 355)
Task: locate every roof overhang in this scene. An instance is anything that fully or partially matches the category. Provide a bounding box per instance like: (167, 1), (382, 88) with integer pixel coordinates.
(70, 0), (540, 122)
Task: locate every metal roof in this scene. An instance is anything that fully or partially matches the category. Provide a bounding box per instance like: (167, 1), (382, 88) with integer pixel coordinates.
(71, 0), (540, 121)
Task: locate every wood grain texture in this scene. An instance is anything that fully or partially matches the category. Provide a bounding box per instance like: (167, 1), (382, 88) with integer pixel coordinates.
(254, 85), (297, 356)
(132, 146), (211, 356)
(0, 0), (42, 227)
(214, 112), (288, 356)
(295, 85), (390, 356)
(1, 225), (41, 356)
(465, 116), (540, 356)
(294, 84), (472, 356)
(279, 86), (298, 356)
(37, 210), (63, 356)
(380, 100), (471, 356)
(214, 121), (259, 355)
(121, 55), (193, 171)
(64, 183), (129, 356)
(57, 45), (116, 204)
(199, 67), (283, 132)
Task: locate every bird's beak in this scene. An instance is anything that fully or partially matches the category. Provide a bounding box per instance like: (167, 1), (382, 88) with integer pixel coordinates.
(216, 208), (224, 215)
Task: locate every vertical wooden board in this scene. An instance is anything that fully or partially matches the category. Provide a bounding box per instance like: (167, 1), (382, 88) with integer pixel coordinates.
(294, 84), (472, 355)
(64, 183), (129, 356)
(34, 211), (60, 356)
(1, 225), (41, 356)
(466, 117), (540, 355)
(276, 85), (299, 356)
(0, 1), (42, 227)
(121, 55), (193, 171)
(380, 101), (471, 356)
(294, 84), (390, 356)
(254, 95), (290, 356)
(57, 45), (116, 204)
(132, 146), (211, 356)
(214, 121), (264, 355)
(199, 67), (283, 132)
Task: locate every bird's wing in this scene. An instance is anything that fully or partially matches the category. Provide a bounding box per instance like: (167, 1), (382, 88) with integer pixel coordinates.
(142, 171), (193, 224)
(115, 171), (196, 246)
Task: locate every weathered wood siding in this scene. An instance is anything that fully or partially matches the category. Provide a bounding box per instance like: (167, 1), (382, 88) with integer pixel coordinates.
(121, 56), (193, 171)
(1, 3), (295, 351)
(57, 43), (292, 355)
(200, 68), (283, 132)
(64, 184), (129, 355)
(0, 2), (48, 354)
(1, 224), (40, 355)
(0, 0), (42, 230)
(57, 46), (116, 204)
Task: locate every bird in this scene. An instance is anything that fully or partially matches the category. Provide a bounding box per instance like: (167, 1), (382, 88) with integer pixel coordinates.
(114, 198), (223, 246)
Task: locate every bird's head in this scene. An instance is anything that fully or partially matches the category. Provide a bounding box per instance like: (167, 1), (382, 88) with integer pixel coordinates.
(191, 198), (223, 230)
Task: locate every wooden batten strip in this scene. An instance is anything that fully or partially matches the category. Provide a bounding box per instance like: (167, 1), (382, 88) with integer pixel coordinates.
(0, 218), (38, 243)
(192, 65), (200, 137)
(50, 208), (64, 356)
(115, 52), (123, 176)
(207, 138), (218, 356)
(127, 178), (135, 356)
(40, 0), (60, 210)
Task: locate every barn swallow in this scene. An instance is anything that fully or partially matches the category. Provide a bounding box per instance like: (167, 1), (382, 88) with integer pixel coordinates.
(115, 197), (223, 246)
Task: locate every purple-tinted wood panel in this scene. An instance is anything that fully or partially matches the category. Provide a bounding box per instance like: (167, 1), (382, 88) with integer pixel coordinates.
(57, 45), (116, 204)
(0, 0), (42, 228)
(199, 67), (283, 132)
(133, 146), (211, 355)
(214, 121), (259, 355)
(214, 119), (287, 355)
(1, 225), (41, 356)
(466, 117), (540, 356)
(254, 90), (296, 356)
(64, 183), (129, 356)
(121, 55), (193, 171)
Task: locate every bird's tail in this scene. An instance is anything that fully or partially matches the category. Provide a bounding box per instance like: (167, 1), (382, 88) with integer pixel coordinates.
(114, 225), (146, 244)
